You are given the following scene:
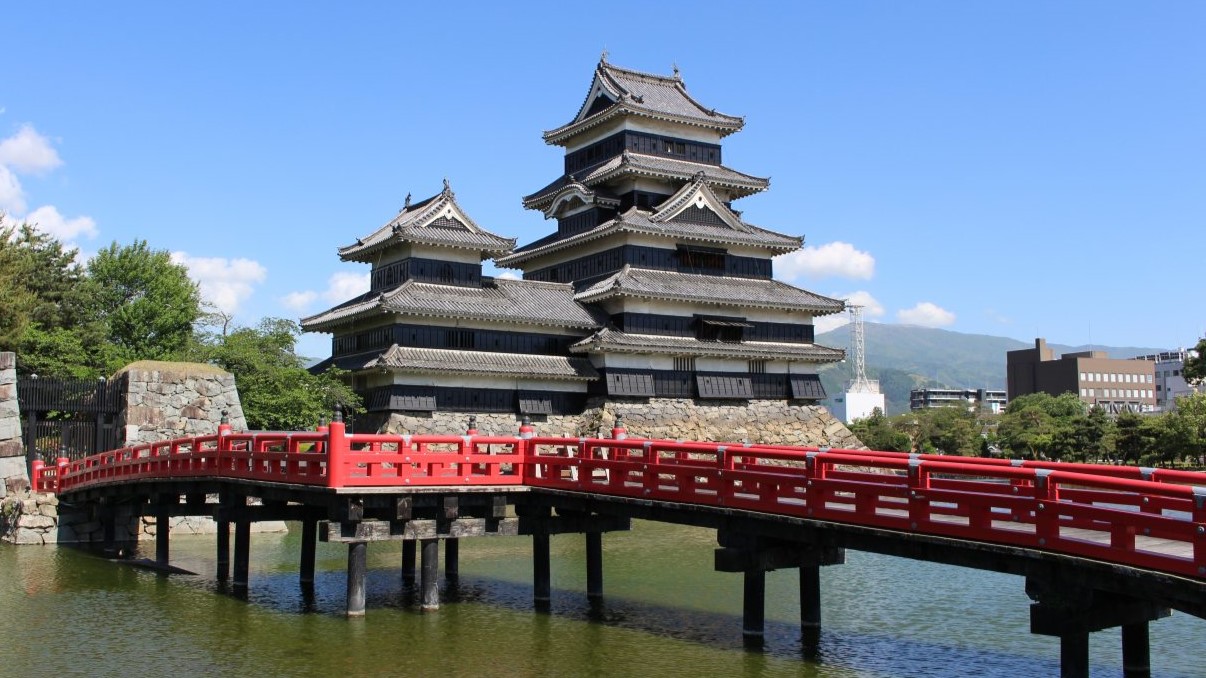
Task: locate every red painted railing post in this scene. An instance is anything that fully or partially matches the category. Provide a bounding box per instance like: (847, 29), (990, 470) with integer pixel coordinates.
(805, 450), (828, 517)
(1033, 469), (1059, 548)
(907, 456), (930, 531)
(612, 413), (627, 440)
(1194, 487), (1205, 578)
(56, 457), (70, 493)
(31, 459), (44, 493)
(326, 408), (348, 488)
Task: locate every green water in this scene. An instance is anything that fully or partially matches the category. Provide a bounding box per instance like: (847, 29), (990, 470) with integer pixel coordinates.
(1, 520), (1201, 677)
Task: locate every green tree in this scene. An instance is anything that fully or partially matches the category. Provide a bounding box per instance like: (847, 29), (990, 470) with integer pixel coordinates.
(1069, 406), (1112, 463)
(1183, 338), (1206, 386)
(914, 406), (982, 456)
(996, 392), (1085, 460)
(1113, 410), (1149, 465)
(0, 223), (108, 376)
(81, 240), (201, 371)
(850, 408), (911, 451)
(191, 318), (360, 430)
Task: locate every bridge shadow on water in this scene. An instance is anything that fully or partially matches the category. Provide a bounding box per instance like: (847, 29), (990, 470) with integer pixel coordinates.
(192, 565), (1081, 678)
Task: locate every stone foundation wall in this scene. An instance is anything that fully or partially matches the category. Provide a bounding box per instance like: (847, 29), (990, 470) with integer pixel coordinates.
(381, 397), (863, 448)
(117, 361), (248, 445)
(0, 352), (28, 498)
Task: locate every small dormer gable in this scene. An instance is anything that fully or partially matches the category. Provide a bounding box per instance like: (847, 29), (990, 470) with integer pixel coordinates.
(339, 179), (515, 263)
(651, 176), (752, 233)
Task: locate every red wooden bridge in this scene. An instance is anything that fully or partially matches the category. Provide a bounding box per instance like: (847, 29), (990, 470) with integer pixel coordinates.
(34, 414), (1206, 678)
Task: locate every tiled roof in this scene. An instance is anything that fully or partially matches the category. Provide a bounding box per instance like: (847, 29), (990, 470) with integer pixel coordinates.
(573, 266), (845, 315)
(339, 182), (515, 262)
(523, 151), (768, 210)
(497, 206), (800, 267)
(363, 345), (599, 380)
(544, 59), (744, 145)
(569, 328), (845, 363)
(300, 277), (606, 332)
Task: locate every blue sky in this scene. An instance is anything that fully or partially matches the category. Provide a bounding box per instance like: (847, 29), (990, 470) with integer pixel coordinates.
(3, 2), (1203, 360)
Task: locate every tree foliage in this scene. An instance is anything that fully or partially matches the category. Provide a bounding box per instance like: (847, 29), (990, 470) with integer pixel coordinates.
(82, 240), (201, 372)
(1183, 337), (1206, 386)
(187, 318), (360, 431)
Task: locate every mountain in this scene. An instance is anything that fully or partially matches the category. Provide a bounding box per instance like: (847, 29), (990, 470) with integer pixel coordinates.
(815, 323), (1168, 415)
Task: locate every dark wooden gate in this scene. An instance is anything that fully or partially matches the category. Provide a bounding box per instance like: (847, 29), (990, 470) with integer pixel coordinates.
(18, 375), (125, 461)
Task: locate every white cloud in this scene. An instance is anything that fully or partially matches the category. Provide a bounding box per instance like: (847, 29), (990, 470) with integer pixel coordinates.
(280, 290), (318, 311)
(0, 125), (62, 175)
(496, 270), (520, 280)
(172, 252), (268, 315)
(813, 291), (884, 334)
(775, 241), (875, 281)
(323, 271), (370, 302)
(897, 302), (956, 328)
(0, 165), (25, 214)
(23, 205), (97, 241)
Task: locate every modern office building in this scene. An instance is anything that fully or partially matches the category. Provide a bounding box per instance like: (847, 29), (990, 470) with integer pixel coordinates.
(1006, 338), (1156, 414)
(910, 388), (1007, 414)
(1135, 349), (1202, 411)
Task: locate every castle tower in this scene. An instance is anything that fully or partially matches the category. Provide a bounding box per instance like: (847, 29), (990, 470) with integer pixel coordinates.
(497, 57), (845, 401)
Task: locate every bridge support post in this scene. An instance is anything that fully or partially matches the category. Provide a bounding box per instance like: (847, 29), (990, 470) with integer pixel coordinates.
(445, 538), (459, 581)
(533, 531), (551, 610)
(742, 567), (766, 647)
(1121, 622), (1151, 678)
(586, 530), (603, 600)
(1027, 575), (1168, 678)
(216, 519), (230, 581)
(233, 519), (251, 592)
(155, 494), (172, 567)
(347, 541), (367, 617)
(401, 540), (416, 585)
(799, 563), (820, 629)
(421, 538), (440, 611)
(299, 515), (317, 586)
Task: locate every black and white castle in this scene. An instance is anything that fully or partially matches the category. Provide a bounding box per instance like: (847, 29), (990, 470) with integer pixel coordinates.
(303, 57), (855, 446)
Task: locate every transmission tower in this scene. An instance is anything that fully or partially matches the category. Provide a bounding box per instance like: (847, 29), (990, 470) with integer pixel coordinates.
(848, 305), (874, 393)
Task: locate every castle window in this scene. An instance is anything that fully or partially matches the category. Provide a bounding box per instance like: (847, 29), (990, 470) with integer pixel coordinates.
(748, 360), (766, 374)
(674, 357), (696, 372)
(447, 329), (475, 349)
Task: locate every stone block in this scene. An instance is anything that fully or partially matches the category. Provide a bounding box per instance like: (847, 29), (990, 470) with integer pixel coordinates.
(0, 455), (27, 478)
(18, 514), (55, 529)
(0, 383), (15, 400)
(10, 527), (45, 545)
(0, 352), (14, 370)
(0, 419), (19, 441)
(0, 438), (24, 458)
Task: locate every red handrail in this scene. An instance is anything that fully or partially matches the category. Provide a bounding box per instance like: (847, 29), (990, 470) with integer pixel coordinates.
(38, 428), (1206, 581)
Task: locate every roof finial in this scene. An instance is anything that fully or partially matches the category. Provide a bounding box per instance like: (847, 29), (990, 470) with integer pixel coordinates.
(600, 48), (608, 64)
(672, 61), (680, 79)
(404, 192), (412, 209)
(443, 177), (451, 194)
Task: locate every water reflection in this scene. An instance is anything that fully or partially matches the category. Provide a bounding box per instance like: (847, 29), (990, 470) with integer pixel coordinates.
(0, 520), (1202, 677)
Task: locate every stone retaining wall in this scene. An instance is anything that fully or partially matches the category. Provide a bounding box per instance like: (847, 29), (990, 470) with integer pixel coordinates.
(381, 397), (863, 448)
(117, 361), (248, 445)
(0, 352), (27, 498)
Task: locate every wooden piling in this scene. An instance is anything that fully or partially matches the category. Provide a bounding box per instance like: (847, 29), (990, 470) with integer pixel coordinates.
(347, 542), (367, 617)
(421, 539), (440, 611)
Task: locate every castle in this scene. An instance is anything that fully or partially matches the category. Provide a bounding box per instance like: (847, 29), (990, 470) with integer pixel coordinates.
(303, 57), (854, 446)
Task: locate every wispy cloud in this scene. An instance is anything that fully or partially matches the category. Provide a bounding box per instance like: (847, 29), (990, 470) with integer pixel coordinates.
(814, 290), (884, 334)
(0, 124), (62, 175)
(775, 241), (875, 282)
(0, 124), (96, 249)
(280, 271), (371, 314)
(172, 252), (268, 315)
(897, 302), (956, 328)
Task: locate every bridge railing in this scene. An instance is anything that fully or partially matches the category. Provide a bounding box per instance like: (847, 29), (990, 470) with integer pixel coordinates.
(524, 436), (1206, 580)
(33, 423), (1206, 581)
